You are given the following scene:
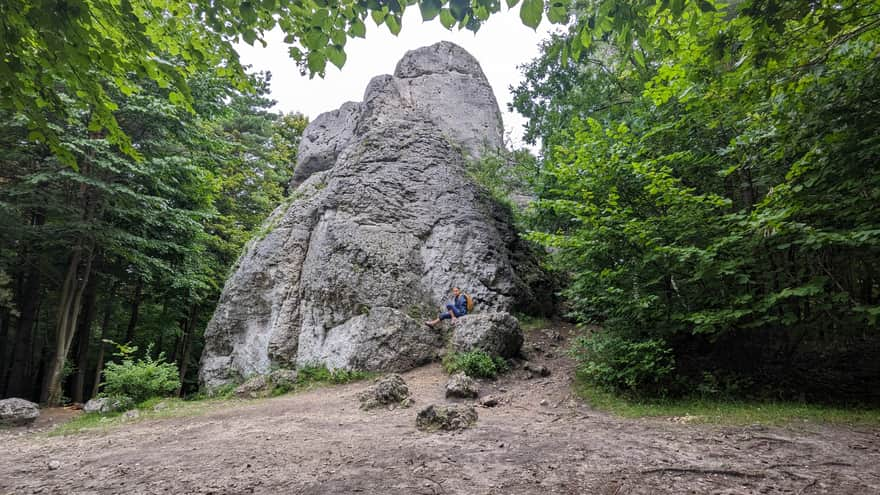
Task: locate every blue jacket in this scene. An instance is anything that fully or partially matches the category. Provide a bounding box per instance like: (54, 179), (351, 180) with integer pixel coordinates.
(452, 294), (468, 315)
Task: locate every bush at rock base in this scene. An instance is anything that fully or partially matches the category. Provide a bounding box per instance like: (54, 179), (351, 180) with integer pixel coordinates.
(573, 333), (675, 396)
(442, 350), (508, 379)
(101, 342), (180, 403)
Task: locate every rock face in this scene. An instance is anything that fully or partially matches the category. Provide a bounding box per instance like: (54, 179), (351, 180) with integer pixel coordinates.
(452, 312), (524, 358)
(0, 398), (39, 426)
(200, 42), (549, 389)
(83, 397), (132, 414)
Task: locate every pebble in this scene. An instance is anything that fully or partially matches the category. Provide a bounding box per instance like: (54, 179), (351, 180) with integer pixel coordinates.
(47, 460), (61, 471)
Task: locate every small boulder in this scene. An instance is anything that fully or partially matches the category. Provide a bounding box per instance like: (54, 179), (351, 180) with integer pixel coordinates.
(478, 395), (499, 408)
(445, 372), (478, 399)
(123, 409), (140, 420)
(47, 460), (62, 471)
(452, 312), (523, 358)
(83, 397), (131, 414)
(235, 375), (270, 399)
(358, 374), (411, 410)
(268, 369), (299, 389)
(0, 398), (40, 426)
(415, 404), (478, 432)
(523, 362), (551, 378)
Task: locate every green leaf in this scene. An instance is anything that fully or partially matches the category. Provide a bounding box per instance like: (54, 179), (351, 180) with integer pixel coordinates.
(698, 0), (715, 12)
(386, 14), (401, 34)
(326, 45), (347, 68)
(450, 0), (469, 21)
(350, 19), (366, 37)
(439, 8), (456, 28)
(371, 9), (386, 25)
(519, 0), (543, 29)
(506, 0), (520, 8)
(419, 0), (442, 20)
(547, 1), (568, 24)
(307, 51), (327, 74)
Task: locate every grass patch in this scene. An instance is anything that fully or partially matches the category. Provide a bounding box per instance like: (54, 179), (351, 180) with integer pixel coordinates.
(442, 350), (509, 379)
(575, 378), (880, 426)
(47, 398), (226, 437)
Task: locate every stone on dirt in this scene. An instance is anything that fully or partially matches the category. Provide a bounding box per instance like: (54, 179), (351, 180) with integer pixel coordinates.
(415, 404), (478, 432)
(445, 372), (479, 399)
(83, 397), (131, 414)
(199, 41), (551, 390)
(0, 398), (39, 426)
(523, 362), (551, 378)
(451, 312), (524, 358)
(479, 395), (500, 407)
(359, 374), (411, 410)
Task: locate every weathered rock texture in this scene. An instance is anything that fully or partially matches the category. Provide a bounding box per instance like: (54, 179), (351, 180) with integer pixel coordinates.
(415, 404), (478, 432)
(445, 372), (479, 399)
(200, 42), (550, 389)
(0, 398), (39, 426)
(452, 312), (524, 358)
(358, 374), (412, 410)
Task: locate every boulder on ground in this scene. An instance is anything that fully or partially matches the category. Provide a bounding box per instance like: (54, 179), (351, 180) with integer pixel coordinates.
(83, 396), (132, 414)
(523, 362), (551, 378)
(445, 372), (479, 399)
(358, 374), (412, 410)
(452, 312), (524, 358)
(235, 375), (270, 399)
(0, 398), (39, 426)
(415, 404), (478, 432)
(268, 369), (299, 388)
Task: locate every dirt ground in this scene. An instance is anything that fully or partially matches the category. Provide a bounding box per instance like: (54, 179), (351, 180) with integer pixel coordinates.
(2, 325), (879, 495)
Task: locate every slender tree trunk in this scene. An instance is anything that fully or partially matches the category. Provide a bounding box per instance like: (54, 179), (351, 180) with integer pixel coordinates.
(176, 303), (199, 396)
(41, 245), (95, 405)
(71, 273), (99, 403)
(124, 279), (143, 345)
(91, 282), (117, 399)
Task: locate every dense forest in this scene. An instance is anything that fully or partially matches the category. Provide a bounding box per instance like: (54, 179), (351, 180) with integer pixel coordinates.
(1, 0), (878, 406)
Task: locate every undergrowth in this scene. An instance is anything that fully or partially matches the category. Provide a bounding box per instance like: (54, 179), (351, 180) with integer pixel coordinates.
(442, 350), (509, 379)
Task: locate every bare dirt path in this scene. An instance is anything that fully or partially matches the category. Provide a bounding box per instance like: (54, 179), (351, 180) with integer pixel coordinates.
(2, 325), (879, 494)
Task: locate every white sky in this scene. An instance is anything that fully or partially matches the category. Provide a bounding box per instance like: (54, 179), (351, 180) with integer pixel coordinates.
(234, 8), (557, 148)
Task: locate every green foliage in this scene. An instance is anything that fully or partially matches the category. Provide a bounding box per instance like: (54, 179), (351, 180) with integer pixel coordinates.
(442, 350), (509, 378)
(101, 343), (181, 403)
(516, 0), (880, 399)
(572, 333), (675, 395)
(296, 365), (372, 385)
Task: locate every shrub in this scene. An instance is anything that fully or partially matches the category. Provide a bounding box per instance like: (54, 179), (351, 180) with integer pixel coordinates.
(101, 342), (181, 403)
(573, 333), (674, 396)
(442, 350), (509, 379)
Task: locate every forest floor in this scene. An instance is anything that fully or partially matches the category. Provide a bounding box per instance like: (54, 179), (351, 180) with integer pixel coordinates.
(2, 324), (879, 494)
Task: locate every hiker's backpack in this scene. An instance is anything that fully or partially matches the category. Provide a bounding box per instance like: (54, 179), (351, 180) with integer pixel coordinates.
(464, 293), (474, 313)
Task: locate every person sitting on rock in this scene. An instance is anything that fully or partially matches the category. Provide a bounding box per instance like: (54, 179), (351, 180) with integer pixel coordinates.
(425, 287), (467, 328)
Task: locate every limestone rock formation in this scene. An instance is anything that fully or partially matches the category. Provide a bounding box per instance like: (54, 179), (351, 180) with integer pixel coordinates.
(0, 398), (39, 426)
(358, 374), (412, 410)
(199, 42), (549, 390)
(452, 312), (524, 358)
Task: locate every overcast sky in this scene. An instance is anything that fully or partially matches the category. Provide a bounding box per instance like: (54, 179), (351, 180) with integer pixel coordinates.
(234, 8), (557, 148)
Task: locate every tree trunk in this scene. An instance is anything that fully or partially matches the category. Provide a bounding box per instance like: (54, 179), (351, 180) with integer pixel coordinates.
(41, 245), (95, 406)
(71, 273), (99, 403)
(176, 303), (199, 396)
(91, 282), (117, 399)
(124, 279), (143, 345)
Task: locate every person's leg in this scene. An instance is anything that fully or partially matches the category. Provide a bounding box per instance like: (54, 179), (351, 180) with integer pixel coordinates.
(426, 311), (451, 327)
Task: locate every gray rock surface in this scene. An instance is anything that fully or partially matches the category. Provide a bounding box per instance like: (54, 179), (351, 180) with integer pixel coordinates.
(200, 42), (550, 390)
(235, 375), (270, 399)
(358, 374), (411, 410)
(452, 312), (524, 358)
(83, 397), (131, 414)
(415, 404), (478, 431)
(0, 398), (39, 426)
(445, 372), (479, 399)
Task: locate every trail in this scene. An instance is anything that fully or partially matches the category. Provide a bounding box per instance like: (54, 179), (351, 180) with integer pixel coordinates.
(2, 325), (878, 494)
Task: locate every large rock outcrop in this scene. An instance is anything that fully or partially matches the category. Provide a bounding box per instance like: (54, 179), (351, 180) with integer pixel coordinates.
(199, 42), (549, 389)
